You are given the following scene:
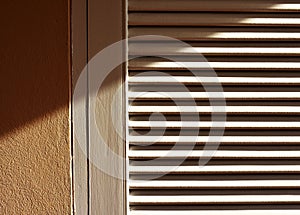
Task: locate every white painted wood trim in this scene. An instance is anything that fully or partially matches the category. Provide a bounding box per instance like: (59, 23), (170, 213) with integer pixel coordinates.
(72, 0), (88, 214)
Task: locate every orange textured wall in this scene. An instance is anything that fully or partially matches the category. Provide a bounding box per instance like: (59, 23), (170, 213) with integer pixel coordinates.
(0, 0), (71, 214)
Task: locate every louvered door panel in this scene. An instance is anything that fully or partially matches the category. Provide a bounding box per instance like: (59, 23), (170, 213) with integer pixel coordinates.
(127, 0), (300, 214)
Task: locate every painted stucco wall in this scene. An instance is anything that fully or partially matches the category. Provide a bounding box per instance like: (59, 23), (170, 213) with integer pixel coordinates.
(0, 1), (71, 214)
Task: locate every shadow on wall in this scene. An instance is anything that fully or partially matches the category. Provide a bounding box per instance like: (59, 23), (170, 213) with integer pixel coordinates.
(0, 1), (70, 137)
(1, 0), (300, 138)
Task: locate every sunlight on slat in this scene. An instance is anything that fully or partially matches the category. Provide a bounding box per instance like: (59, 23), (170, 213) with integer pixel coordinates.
(129, 195), (300, 204)
(270, 4), (300, 10)
(129, 92), (300, 100)
(129, 28), (300, 40)
(128, 150), (300, 158)
(129, 180), (300, 188)
(129, 106), (300, 114)
(241, 18), (300, 25)
(129, 136), (300, 143)
(129, 165), (300, 173)
(198, 32), (300, 39)
(129, 121), (300, 128)
(129, 62), (300, 69)
(129, 76), (300, 84)
(129, 47), (300, 55)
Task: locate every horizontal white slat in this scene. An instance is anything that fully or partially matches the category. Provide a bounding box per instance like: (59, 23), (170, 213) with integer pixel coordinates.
(272, 4), (300, 10)
(129, 61), (300, 70)
(129, 165), (300, 174)
(129, 195), (300, 204)
(129, 136), (300, 143)
(128, 150), (300, 159)
(129, 28), (300, 41)
(128, 92), (300, 100)
(129, 46), (300, 56)
(129, 0), (300, 12)
(129, 13), (300, 26)
(129, 180), (300, 189)
(129, 76), (300, 85)
(128, 106), (300, 114)
(130, 210), (300, 215)
(129, 121), (300, 129)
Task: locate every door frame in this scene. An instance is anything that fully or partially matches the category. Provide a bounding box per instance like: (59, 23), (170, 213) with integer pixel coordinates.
(72, 0), (127, 214)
